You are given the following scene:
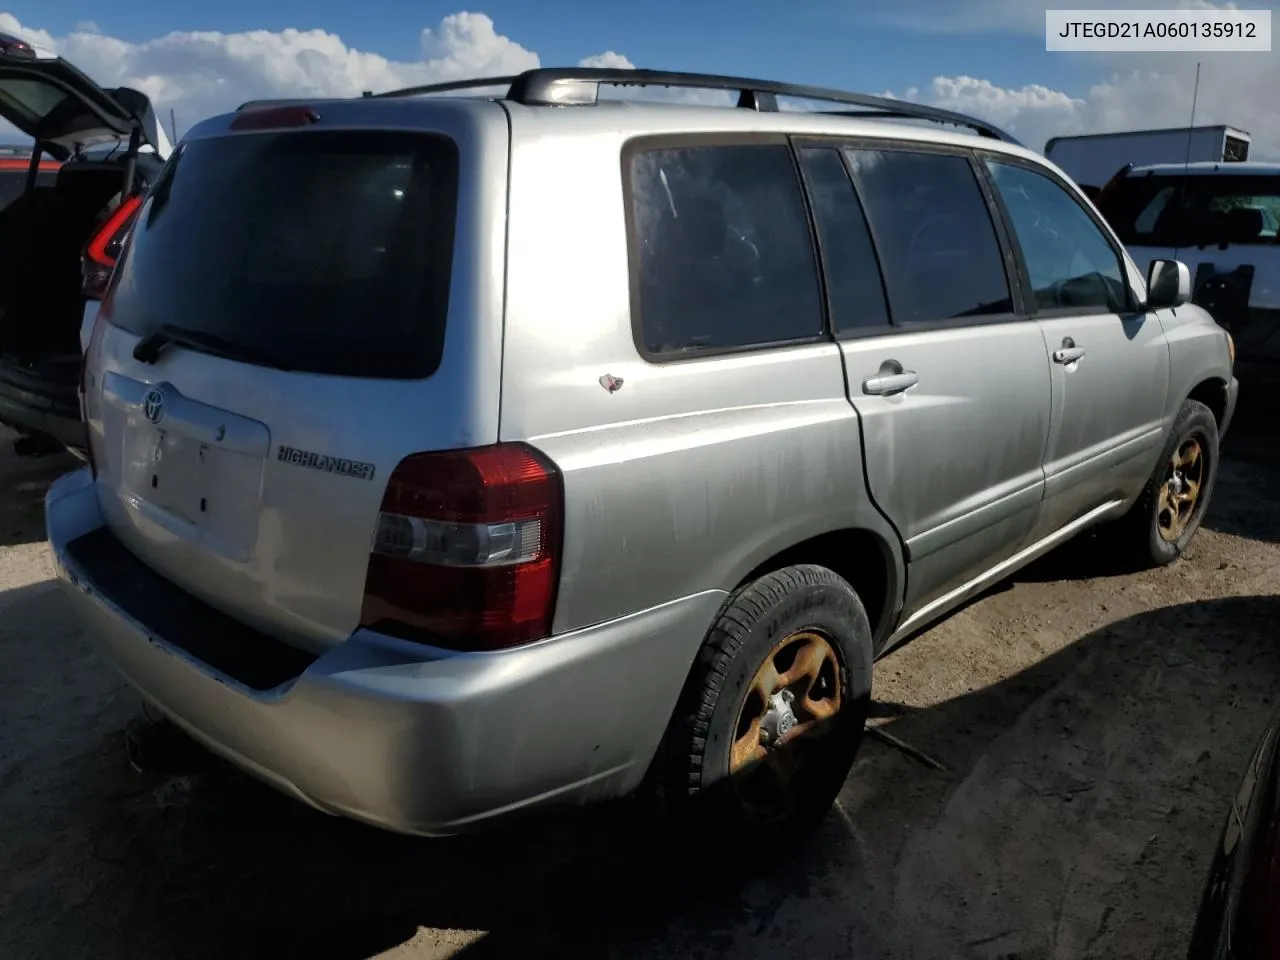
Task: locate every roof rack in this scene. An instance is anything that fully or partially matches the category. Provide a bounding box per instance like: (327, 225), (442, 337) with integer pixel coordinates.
(370, 67), (1019, 144)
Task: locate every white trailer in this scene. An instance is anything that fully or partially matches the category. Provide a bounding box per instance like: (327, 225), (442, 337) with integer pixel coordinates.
(1045, 125), (1251, 191)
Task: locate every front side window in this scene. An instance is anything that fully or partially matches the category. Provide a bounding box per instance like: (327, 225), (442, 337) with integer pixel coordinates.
(628, 141), (823, 356)
(987, 160), (1130, 314)
(845, 149), (1012, 325)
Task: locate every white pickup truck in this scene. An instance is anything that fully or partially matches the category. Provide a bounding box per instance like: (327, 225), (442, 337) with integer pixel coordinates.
(1096, 160), (1279, 385)
(1046, 126), (1251, 194)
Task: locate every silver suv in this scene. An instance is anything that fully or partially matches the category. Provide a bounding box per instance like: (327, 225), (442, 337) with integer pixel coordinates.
(48, 68), (1238, 842)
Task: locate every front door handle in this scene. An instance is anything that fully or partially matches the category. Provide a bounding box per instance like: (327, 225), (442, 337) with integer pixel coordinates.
(1053, 336), (1085, 365)
(862, 371), (919, 396)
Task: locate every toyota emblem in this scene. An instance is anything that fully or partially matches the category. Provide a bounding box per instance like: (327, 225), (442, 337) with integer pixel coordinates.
(142, 389), (165, 425)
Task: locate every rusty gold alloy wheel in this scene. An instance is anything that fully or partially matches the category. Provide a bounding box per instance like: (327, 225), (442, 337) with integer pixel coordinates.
(729, 629), (844, 788)
(1158, 436), (1206, 543)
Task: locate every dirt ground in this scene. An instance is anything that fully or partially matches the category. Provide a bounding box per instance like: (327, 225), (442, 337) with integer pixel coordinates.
(2, 393), (1279, 960)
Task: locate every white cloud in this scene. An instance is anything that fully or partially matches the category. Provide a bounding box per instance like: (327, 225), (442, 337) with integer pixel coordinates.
(865, 0), (1279, 159)
(899, 75), (1088, 148)
(865, 0), (1263, 34)
(893, 51), (1279, 160)
(577, 51), (635, 70)
(2, 6), (1275, 164)
(0, 12), (639, 139)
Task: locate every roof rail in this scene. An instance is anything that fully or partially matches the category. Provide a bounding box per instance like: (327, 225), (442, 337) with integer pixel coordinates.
(367, 76), (519, 101)
(371, 67), (1019, 144)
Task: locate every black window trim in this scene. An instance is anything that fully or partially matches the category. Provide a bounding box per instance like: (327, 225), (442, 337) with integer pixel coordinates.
(791, 135), (1029, 342)
(791, 139), (894, 341)
(620, 132), (833, 365)
(975, 150), (1143, 320)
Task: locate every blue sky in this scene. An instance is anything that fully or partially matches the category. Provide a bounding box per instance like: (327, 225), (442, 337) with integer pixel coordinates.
(5, 1), (1279, 155)
(15, 0), (1095, 98)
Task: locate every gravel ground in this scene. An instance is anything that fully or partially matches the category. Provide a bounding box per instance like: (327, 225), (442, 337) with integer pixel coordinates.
(1, 396), (1278, 960)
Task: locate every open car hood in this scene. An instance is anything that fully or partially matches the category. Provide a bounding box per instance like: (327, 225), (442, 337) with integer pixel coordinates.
(0, 31), (172, 161)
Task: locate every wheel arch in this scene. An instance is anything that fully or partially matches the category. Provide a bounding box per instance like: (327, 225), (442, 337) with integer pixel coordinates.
(1187, 377), (1230, 431)
(732, 527), (903, 652)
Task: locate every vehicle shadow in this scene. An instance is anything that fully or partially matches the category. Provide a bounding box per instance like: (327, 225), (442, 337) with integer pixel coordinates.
(3, 582), (1277, 960)
(0, 434), (76, 548)
(1218, 377), (1280, 469)
(1011, 377), (1280, 580)
(1013, 444), (1280, 584)
(1202, 377), (1280, 544)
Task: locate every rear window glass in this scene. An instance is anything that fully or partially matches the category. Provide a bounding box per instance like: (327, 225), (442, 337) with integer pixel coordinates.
(108, 131), (459, 379)
(1100, 173), (1280, 248)
(0, 169), (54, 210)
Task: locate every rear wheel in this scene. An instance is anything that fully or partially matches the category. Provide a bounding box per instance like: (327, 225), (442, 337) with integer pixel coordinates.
(660, 565), (873, 850)
(1120, 398), (1219, 567)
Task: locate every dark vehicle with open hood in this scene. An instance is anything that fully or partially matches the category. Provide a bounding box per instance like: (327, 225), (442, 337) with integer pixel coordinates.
(0, 143), (60, 209)
(0, 31), (171, 456)
(1188, 707), (1280, 959)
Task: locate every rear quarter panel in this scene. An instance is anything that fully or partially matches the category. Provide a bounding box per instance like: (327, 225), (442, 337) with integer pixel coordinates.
(496, 109), (904, 639)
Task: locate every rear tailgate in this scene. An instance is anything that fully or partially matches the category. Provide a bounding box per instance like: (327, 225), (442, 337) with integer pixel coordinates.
(82, 99), (509, 653)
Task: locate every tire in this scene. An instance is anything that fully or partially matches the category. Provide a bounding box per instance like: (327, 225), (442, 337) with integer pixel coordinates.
(1120, 398), (1219, 568)
(657, 564), (874, 852)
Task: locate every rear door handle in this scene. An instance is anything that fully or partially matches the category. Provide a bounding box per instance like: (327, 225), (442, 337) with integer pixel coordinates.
(862, 371), (919, 396)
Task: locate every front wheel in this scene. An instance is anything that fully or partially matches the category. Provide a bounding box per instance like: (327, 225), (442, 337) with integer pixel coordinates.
(1121, 398), (1219, 567)
(658, 565), (873, 850)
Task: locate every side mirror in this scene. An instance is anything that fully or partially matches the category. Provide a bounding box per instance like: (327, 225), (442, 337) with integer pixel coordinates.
(1146, 258), (1192, 309)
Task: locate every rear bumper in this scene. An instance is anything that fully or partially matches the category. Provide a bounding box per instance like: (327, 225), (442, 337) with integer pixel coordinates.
(47, 468), (721, 836)
(0, 355), (83, 452)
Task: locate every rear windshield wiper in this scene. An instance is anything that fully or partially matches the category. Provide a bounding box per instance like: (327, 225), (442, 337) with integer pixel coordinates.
(132, 324), (291, 370)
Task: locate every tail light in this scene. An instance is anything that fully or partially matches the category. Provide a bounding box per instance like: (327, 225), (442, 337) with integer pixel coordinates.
(81, 194), (143, 301)
(78, 305), (110, 477)
(360, 443), (564, 651)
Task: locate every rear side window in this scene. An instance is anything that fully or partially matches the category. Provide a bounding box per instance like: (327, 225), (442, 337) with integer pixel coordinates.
(987, 161), (1130, 314)
(845, 149), (1012, 325)
(1101, 173), (1280, 248)
(798, 147), (890, 333)
(627, 141), (823, 356)
(108, 131), (458, 379)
